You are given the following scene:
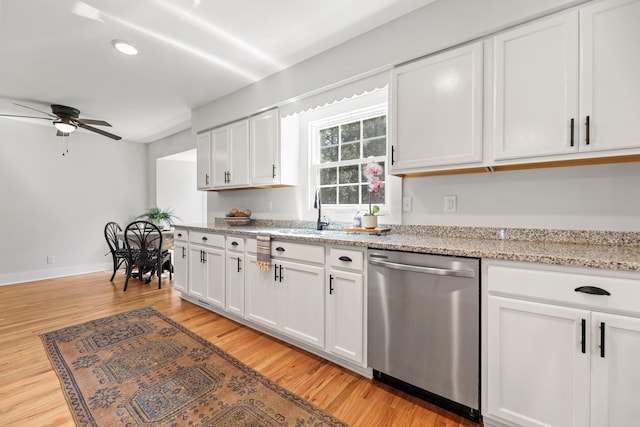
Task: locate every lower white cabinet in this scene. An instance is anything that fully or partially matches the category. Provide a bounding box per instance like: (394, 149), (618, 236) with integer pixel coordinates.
(188, 232), (225, 309)
(326, 247), (365, 365)
(173, 230), (188, 293)
(484, 260), (640, 427)
(225, 236), (245, 317)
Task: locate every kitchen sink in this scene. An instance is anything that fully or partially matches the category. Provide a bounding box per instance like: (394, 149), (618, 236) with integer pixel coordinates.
(273, 228), (342, 236)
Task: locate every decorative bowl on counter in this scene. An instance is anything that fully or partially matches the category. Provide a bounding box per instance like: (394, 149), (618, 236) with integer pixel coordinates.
(224, 217), (251, 226)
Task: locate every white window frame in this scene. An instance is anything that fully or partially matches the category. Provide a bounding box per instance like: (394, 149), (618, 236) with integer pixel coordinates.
(309, 103), (392, 217)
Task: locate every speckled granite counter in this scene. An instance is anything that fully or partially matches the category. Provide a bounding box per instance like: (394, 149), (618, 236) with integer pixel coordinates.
(175, 221), (640, 273)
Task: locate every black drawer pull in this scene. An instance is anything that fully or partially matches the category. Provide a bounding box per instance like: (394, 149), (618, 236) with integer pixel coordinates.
(177, 233), (183, 238)
(202, 236), (208, 241)
(338, 256), (352, 262)
(231, 241), (239, 246)
(575, 286), (610, 296)
(275, 247), (285, 252)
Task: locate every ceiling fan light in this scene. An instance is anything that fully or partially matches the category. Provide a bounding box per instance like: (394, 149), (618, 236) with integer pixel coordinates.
(53, 120), (77, 134)
(112, 40), (138, 55)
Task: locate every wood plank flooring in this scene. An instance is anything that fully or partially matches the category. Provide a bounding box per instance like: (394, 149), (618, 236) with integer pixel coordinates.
(0, 272), (481, 427)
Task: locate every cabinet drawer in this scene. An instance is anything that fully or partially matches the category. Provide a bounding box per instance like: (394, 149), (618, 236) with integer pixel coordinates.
(189, 231), (225, 248)
(174, 228), (188, 242)
(328, 247), (364, 271)
(487, 263), (640, 315)
(271, 241), (324, 264)
(226, 236), (244, 252)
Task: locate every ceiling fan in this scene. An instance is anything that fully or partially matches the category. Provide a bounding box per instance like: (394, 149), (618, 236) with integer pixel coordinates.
(0, 103), (122, 140)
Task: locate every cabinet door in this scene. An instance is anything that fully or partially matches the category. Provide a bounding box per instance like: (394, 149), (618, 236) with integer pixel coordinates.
(196, 132), (212, 189)
(173, 241), (188, 293)
(212, 126), (230, 187)
(204, 247), (225, 309)
(487, 296), (590, 427)
(228, 120), (250, 186)
(580, 0), (640, 152)
(188, 247), (206, 299)
(492, 12), (579, 160)
(590, 312), (640, 426)
(226, 252), (245, 317)
(390, 42), (483, 172)
(280, 260), (325, 348)
(250, 109), (279, 186)
(245, 255), (280, 329)
(326, 269), (364, 364)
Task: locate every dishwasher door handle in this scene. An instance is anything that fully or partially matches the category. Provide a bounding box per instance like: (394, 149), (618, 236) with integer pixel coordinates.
(369, 258), (476, 278)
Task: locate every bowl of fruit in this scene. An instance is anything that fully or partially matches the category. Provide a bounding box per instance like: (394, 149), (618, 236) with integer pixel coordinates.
(224, 208), (252, 226)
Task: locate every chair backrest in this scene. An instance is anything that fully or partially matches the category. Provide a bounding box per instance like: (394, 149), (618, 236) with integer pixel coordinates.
(104, 222), (123, 253)
(124, 221), (164, 263)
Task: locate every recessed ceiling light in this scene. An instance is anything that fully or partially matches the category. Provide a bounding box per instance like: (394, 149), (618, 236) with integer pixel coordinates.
(112, 39), (138, 55)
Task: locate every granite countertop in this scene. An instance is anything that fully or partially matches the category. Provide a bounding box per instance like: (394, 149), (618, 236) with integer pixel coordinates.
(175, 221), (640, 273)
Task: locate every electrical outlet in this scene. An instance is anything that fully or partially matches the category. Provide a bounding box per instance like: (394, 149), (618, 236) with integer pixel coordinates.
(47, 256), (55, 264)
(444, 195), (457, 213)
(402, 197), (412, 212)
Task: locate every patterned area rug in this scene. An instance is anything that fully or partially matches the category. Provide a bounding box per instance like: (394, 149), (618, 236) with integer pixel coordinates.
(41, 307), (348, 426)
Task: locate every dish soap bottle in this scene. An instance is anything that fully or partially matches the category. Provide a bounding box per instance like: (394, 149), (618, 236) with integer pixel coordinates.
(353, 209), (362, 228)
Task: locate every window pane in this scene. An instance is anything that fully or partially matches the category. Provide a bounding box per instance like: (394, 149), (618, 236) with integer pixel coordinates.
(339, 185), (359, 204)
(339, 165), (360, 184)
(341, 122), (360, 142)
(363, 136), (386, 157)
(320, 146), (338, 163)
(341, 141), (360, 160)
(319, 167), (337, 185)
(363, 116), (386, 138)
(361, 184), (386, 205)
(320, 126), (338, 146)
(320, 187), (337, 204)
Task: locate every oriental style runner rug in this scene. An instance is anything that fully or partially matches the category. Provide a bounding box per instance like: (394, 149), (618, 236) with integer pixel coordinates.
(40, 307), (347, 426)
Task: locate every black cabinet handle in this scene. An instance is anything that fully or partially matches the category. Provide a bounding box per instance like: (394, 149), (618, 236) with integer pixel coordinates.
(570, 118), (574, 147)
(275, 247), (285, 252)
(272, 164), (276, 179)
(274, 263), (278, 281)
(575, 286), (610, 296)
(585, 115), (590, 145)
(329, 275), (334, 294)
(279, 264), (283, 282)
(202, 251), (206, 263)
(182, 247), (186, 258)
(205, 174), (209, 185)
(202, 236), (208, 241)
(600, 322), (605, 358)
(391, 145), (395, 165)
(177, 233), (183, 238)
(581, 318), (586, 354)
(231, 241), (238, 246)
(237, 257), (241, 272)
(338, 256), (352, 262)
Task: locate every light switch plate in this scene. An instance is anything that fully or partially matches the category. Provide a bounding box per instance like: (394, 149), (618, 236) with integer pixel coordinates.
(444, 195), (457, 213)
(402, 197), (412, 212)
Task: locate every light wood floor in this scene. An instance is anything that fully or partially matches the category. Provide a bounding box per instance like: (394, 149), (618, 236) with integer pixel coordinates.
(0, 272), (481, 427)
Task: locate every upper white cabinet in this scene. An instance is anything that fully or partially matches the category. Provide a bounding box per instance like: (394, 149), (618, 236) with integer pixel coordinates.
(196, 132), (212, 190)
(250, 109), (281, 186)
(491, 12), (579, 160)
(580, 0), (640, 153)
(390, 41), (484, 174)
(212, 119), (250, 188)
(491, 0), (640, 162)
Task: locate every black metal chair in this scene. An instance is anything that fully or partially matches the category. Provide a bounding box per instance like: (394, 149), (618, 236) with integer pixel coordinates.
(123, 220), (172, 291)
(104, 222), (134, 281)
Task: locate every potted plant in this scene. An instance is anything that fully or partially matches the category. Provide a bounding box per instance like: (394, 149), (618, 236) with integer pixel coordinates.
(362, 162), (384, 229)
(137, 207), (180, 229)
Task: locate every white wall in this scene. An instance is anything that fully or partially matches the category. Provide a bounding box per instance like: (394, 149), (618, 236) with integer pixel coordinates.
(0, 119), (148, 285)
(156, 152), (206, 225)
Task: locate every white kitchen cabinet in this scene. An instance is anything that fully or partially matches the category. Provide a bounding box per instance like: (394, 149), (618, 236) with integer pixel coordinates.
(225, 236), (245, 317)
(491, 0), (640, 162)
(244, 239), (325, 349)
(326, 247), (365, 365)
(390, 41), (483, 174)
(491, 12), (579, 160)
(250, 109), (280, 186)
(188, 232), (225, 309)
(196, 132), (212, 189)
(212, 119), (250, 188)
(172, 229), (188, 293)
(484, 260), (640, 427)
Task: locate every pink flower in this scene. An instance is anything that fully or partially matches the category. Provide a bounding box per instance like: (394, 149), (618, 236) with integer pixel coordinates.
(364, 162), (383, 178)
(368, 176), (384, 193)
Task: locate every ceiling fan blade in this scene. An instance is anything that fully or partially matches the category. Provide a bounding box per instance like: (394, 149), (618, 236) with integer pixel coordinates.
(75, 121), (122, 140)
(0, 113), (53, 121)
(76, 117), (112, 127)
(14, 102), (57, 118)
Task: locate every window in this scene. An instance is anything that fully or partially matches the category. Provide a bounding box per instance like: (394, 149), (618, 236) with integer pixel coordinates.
(310, 104), (388, 212)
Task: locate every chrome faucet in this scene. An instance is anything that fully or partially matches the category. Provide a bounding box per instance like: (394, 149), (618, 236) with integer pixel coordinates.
(314, 188), (329, 230)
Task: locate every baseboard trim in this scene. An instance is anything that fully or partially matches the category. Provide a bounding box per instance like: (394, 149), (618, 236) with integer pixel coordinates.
(0, 263), (112, 286)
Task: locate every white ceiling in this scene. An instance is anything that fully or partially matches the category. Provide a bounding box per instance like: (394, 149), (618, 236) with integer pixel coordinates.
(0, 0), (435, 143)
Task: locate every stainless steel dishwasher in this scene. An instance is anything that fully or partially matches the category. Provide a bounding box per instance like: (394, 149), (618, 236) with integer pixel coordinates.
(368, 249), (480, 421)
